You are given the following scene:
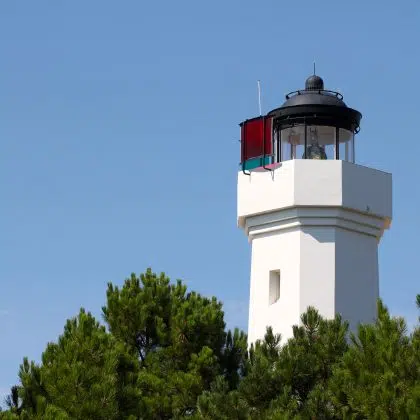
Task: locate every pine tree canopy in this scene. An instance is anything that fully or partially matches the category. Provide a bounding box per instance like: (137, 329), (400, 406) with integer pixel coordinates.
(1, 269), (419, 419)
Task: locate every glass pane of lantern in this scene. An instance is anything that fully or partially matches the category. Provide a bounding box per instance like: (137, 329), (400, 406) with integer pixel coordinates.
(306, 125), (335, 160)
(280, 125), (305, 160)
(240, 117), (273, 163)
(280, 128), (291, 161)
(279, 125), (355, 162)
(338, 128), (354, 162)
(273, 128), (280, 162)
(281, 125), (337, 160)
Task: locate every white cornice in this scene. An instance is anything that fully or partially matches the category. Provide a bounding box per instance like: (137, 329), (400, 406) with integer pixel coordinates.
(243, 206), (387, 241)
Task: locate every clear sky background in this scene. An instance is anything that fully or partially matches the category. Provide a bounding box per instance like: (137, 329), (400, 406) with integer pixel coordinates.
(1, 0), (419, 400)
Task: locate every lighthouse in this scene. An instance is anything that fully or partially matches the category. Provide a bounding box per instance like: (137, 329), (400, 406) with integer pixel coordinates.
(237, 74), (392, 344)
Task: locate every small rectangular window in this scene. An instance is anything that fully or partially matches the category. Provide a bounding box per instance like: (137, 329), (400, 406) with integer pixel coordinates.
(269, 270), (280, 305)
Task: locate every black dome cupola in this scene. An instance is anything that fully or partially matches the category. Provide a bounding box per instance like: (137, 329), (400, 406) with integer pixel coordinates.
(305, 74), (324, 90)
(269, 74), (361, 130)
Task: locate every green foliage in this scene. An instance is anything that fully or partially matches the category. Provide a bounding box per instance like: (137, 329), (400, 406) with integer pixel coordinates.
(102, 269), (232, 417)
(329, 299), (420, 419)
(231, 308), (349, 419)
(195, 300), (419, 420)
(3, 309), (139, 419)
(196, 376), (250, 419)
(40, 309), (120, 418)
(102, 270), (175, 361)
(2, 270), (419, 419)
(220, 328), (247, 390)
(2, 269), (244, 419)
(238, 327), (283, 414)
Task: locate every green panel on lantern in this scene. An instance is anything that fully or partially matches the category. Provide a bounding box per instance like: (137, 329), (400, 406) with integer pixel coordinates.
(241, 156), (272, 171)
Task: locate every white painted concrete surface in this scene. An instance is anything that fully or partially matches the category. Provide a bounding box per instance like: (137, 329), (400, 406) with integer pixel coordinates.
(238, 160), (392, 344)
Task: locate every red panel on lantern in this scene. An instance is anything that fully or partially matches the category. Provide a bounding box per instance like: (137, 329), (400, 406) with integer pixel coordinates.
(240, 116), (273, 162)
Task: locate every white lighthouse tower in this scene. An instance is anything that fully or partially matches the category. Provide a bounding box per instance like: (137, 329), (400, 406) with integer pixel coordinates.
(237, 74), (392, 344)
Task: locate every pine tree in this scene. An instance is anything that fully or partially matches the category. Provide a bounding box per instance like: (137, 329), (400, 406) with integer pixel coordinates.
(2, 309), (139, 419)
(195, 376), (250, 419)
(329, 298), (420, 419)
(102, 269), (237, 417)
(2, 269), (418, 419)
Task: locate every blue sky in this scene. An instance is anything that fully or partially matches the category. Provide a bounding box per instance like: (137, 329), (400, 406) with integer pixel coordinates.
(1, 0), (419, 399)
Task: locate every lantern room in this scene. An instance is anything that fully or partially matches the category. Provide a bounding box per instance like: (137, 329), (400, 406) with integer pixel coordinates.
(239, 75), (362, 172)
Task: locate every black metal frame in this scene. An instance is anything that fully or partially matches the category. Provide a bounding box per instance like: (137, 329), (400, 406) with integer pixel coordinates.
(268, 106), (361, 133)
(275, 126), (281, 163)
(262, 116), (273, 172)
(285, 89), (344, 101)
(335, 127), (340, 160)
